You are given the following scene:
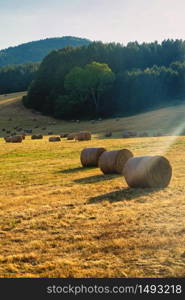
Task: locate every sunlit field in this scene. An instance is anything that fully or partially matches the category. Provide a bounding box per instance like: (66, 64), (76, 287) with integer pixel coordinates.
(0, 93), (185, 278)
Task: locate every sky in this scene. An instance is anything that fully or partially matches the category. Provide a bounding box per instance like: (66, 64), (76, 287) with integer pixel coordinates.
(0, 0), (185, 49)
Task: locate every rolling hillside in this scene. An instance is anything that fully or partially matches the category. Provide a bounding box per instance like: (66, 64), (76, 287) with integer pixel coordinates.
(0, 36), (91, 67)
(0, 92), (185, 137)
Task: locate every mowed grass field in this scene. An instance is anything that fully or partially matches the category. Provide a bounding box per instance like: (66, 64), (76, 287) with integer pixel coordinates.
(0, 92), (185, 278)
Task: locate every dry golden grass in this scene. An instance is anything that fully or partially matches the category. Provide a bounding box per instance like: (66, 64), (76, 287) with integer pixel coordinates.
(0, 92), (185, 278)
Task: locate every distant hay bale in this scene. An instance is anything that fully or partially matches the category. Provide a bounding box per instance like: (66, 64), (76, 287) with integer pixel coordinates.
(105, 131), (112, 137)
(4, 136), (11, 143)
(11, 136), (23, 143)
(67, 133), (76, 140)
(60, 134), (68, 138)
(4, 136), (22, 143)
(123, 156), (172, 188)
(75, 131), (91, 141)
(49, 136), (61, 142)
(31, 134), (43, 140)
(80, 147), (106, 167)
(48, 131), (53, 135)
(99, 149), (133, 174)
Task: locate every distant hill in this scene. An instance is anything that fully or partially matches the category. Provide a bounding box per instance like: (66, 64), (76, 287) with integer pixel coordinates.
(0, 36), (91, 67)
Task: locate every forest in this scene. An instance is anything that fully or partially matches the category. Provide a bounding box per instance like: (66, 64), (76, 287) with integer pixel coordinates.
(0, 63), (39, 94)
(24, 39), (185, 119)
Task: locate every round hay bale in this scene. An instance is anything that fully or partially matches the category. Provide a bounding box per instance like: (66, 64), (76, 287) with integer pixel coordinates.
(31, 134), (43, 140)
(123, 156), (172, 188)
(75, 131), (91, 141)
(80, 147), (106, 167)
(99, 149), (133, 174)
(5, 136), (22, 143)
(49, 136), (61, 142)
(67, 133), (77, 140)
(12, 135), (23, 143)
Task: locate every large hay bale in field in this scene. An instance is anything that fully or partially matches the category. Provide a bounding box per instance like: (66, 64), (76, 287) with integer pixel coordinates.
(123, 156), (172, 188)
(99, 149), (133, 174)
(31, 134), (43, 140)
(49, 136), (61, 142)
(75, 131), (91, 141)
(80, 147), (106, 167)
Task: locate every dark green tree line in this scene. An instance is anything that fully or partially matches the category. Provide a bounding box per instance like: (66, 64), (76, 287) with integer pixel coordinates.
(24, 39), (185, 119)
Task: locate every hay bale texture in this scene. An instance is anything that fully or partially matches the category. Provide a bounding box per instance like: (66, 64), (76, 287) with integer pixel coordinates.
(4, 136), (22, 143)
(123, 156), (172, 188)
(49, 137), (61, 142)
(81, 147), (106, 167)
(99, 149), (133, 174)
(75, 131), (91, 141)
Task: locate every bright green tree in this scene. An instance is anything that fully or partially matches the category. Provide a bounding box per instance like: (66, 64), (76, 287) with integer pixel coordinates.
(64, 61), (115, 116)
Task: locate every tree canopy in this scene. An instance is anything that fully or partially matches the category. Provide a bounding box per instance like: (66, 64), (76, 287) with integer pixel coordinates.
(63, 62), (115, 117)
(24, 39), (185, 119)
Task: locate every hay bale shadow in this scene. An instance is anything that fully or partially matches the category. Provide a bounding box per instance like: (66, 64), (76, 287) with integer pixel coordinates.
(74, 174), (120, 184)
(88, 187), (162, 203)
(58, 166), (97, 174)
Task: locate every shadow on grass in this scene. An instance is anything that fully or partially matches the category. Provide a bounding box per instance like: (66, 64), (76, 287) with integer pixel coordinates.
(57, 166), (97, 174)
(74, 174), (120, 184)
(87, 187), (162, 203)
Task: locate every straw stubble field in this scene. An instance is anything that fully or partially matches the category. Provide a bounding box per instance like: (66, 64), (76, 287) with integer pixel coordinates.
(0, 136), (185, 278)
(0, 92), (185, 278)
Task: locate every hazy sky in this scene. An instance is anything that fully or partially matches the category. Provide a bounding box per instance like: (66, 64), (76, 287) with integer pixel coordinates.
(0, 0), (185, 49)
